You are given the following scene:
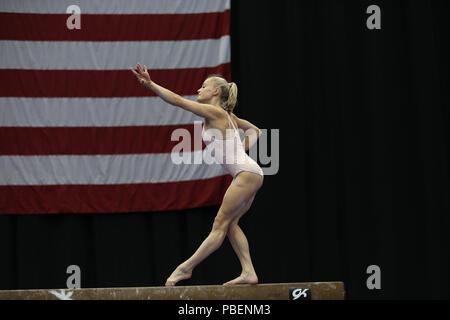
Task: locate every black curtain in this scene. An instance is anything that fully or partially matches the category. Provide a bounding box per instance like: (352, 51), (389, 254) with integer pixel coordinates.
(1, 0), (449, 299)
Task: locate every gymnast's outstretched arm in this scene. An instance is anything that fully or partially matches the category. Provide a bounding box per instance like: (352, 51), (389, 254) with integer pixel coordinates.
(130, 63), (222, 121)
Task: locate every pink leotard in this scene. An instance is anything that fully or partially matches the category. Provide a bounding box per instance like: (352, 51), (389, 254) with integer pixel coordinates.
(202, 112), (264, 179)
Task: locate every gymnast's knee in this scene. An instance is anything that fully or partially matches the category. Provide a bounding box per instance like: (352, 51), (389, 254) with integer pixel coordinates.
(212, 213), (231, 233)
(227, 221), (239, 236)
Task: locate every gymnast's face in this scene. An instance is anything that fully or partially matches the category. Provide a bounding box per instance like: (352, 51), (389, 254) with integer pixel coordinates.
(197, 78), (218, 103)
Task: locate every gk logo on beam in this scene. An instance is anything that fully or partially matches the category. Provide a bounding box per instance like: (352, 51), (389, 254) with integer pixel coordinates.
(289, 287), (311, 300)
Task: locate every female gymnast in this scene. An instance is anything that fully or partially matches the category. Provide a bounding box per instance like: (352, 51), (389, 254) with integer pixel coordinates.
(131, 63), (264, 286)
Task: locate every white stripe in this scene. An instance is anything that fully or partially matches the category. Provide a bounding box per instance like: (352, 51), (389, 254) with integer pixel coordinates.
(0, 37), (230, 70)
(0, 96), (204, 127)
(0, 153), (226, 186)
(0, 0), (230, 14)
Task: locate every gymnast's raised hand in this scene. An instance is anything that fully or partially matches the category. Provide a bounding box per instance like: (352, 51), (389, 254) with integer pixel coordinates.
(130, 63), (152, 88)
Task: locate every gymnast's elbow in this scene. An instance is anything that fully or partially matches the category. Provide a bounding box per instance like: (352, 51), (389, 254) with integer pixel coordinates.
(258, 128), (262, 137)
(254, 128), (262, 138)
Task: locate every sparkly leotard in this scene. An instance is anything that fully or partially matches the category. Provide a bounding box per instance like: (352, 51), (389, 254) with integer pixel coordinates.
(202, 112), (264, 179)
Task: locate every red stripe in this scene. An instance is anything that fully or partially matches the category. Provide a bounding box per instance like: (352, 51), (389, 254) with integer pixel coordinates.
(0, 64), (231, 97)
(0, 124), (207, 156)
(0, 11), (230, 41)
(0, 175), (232, 214)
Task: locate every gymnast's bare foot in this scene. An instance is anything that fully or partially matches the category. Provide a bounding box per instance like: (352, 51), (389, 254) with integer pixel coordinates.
(165, 265), (192, 286)
(223, 272), (258, 286)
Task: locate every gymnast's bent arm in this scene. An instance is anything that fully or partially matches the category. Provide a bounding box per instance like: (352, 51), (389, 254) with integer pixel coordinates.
(130, 63), (222, 121)
(231, 113), (262, 151)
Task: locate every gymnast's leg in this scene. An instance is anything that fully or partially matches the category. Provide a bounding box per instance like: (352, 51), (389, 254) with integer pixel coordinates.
(223, 193), (258, 285)
(165, 172), (262, 286)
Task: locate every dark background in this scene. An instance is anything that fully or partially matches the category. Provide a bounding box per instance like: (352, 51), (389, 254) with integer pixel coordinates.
(1, 0), (449, 299)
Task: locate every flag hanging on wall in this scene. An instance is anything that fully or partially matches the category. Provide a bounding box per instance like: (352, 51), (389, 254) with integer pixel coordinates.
(0, 0), (232, 214)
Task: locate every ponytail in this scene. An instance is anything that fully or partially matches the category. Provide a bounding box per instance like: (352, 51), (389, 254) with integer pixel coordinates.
(226, 82), (238, 113)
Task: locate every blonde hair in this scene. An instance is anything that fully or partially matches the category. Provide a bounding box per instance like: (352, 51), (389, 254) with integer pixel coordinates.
(207, 74), (238, 113)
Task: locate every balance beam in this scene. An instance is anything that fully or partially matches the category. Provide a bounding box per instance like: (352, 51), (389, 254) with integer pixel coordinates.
(0, 282), (344, 300)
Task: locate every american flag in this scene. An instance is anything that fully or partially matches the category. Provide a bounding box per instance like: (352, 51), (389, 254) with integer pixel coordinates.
(0, 0), (232, 214)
